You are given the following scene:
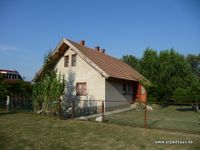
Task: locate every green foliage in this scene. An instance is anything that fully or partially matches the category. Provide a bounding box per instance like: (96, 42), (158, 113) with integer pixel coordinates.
(186, 54), (200, 79)
(140, 48), (158, 84)
(122, 48), (200, 103)
(0, 78), (32, 99)
(35, 50), (58, 82)
(158, 50), (192, 101)
(140, 49), (199, 102)
(150, 104), (163, 110)
(32, 50), (65, 115)
(0, 77), (32, 111)
(122, 55), (140, 71)
(32, 73), (65, 114)
(136, 103), (145, 111)
(172, 88), (191, 102)
(0, 81), (10, 97)
(173, 83), (200, 103)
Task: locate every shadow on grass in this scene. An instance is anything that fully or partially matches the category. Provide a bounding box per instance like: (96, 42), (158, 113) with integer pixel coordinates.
(0, 111), (17, 116)
(176, 107), (194, 112)
(0, 109), (33, 116)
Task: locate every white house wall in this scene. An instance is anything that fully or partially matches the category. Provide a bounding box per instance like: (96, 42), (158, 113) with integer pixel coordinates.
(55, 48), (105, 106)
(105, 80), (132, 109)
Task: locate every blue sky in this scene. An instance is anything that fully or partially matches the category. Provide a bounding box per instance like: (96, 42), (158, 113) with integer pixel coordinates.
(0, 0), (199, 81)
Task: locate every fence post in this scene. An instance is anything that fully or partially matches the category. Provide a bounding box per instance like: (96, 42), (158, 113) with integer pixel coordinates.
(72, 100), (75, 119)
(144, 101), (147, 128)
(102, 101), (104, 122)
(6, 95), (10, 111)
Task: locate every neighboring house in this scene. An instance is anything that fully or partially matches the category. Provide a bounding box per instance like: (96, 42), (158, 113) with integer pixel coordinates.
(35, 39), (149, 111)
(0, 69), (23, 81)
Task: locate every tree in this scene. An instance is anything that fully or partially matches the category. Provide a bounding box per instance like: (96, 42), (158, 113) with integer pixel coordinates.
(0, 74), (32, 110)
(32, 50), (65, 116)
(140, 48), (158, 84)
(186, 54), (200, 79)
(140, 48), (197, 102)
(122, 55), (140, 71)
(0, 74), (11, 97)
(34, 50), (58, 82)
(32, 73), (65, 115)
(121, 48), (200, 110)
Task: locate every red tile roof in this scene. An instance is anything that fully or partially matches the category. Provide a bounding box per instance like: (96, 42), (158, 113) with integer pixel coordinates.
(34, 39), (148, 83)
(68, 39), (146, 82)
(0, 69), (18, 73)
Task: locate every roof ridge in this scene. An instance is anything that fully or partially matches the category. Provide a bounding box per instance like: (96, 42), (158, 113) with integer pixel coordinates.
(34, 38), (149, 83)
(67, 39), (148, 82)
(67, 39), (122, 60)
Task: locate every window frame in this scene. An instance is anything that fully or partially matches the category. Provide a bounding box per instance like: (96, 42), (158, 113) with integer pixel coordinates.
(127, 84), (132, 94)
(76, 82), (87, 96)
(122, 83), (132, 95)
(71, 54), (77, 67)
(122, 83), (127, 95)
(64, 55), (69, 67)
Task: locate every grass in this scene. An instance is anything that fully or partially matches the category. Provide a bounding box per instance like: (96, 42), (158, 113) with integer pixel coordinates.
(0, 111), (200, 149)
(106, 105), (200, 134)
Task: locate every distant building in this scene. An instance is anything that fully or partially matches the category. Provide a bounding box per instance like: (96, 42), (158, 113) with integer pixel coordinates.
(0, 69), (23, 80)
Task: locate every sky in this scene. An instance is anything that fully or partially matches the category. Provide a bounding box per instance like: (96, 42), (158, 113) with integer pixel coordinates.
(0, 0), (200, 81)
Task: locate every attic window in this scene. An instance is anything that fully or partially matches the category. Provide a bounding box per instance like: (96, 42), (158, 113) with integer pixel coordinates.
(64, 55), (69, 67)
(71, 54), (77, 66)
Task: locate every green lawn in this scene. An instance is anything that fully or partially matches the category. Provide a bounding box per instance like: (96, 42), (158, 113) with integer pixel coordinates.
(0, 112), (200, 149)
(106, 106), (200, 134)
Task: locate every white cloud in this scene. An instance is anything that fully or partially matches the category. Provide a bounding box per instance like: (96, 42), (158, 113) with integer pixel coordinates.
(0, 43), (16, 52)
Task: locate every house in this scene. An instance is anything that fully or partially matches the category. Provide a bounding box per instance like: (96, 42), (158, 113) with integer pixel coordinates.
(35, 38), (148, 111)
(0, 69), (23, 81)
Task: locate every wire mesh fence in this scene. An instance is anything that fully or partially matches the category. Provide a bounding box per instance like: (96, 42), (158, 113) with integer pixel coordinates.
(0, 96), (199, 134)
(65, 100), (200, 134)
(104, 101), (200, 134)
(0, 96), (32, 111)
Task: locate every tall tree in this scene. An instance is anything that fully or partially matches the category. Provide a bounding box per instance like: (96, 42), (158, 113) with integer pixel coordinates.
(157, 49), (192, 101)
(140, 48), (196, 102)
(121, 48), (200, 109)
(32, 50), (65, 116)
(34, 50), (57, 82)
(186, 54), (200, 79)
(140, 48), (158, 83)
(32, 73), (65, 115)
(122, 55), (140, 71)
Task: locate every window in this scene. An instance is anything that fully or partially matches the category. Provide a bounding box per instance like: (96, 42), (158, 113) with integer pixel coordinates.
(122, 84), (127, 95)
(64, 55), (69, 67)
(127, 84), (132, 93)
(122, 83), (132, 95)
(76, 82), (87, 96)
(71, 54), (77, 66)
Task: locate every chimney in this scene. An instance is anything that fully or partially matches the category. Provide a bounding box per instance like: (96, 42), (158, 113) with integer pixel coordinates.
(80, 40), (85, 46)
(95, 46), (100, 52)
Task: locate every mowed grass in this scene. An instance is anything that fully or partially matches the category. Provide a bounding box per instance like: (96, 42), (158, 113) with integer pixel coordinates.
(106, 106), (200, 133)
(0, 112), (200, 150)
